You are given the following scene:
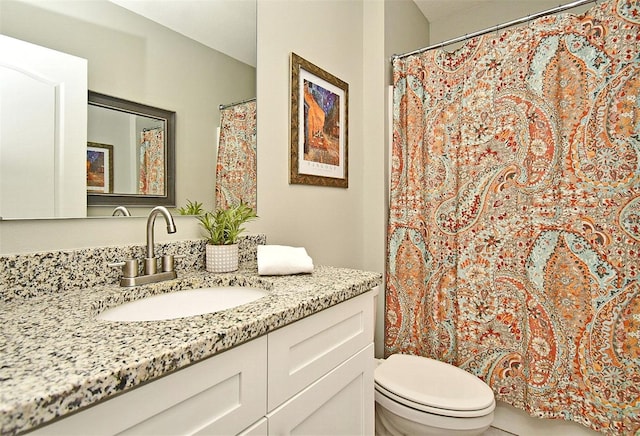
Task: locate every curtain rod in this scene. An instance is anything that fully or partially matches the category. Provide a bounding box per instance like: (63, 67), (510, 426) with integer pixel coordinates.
(391, 0), (596, 61)
(219, 97), (256, 110)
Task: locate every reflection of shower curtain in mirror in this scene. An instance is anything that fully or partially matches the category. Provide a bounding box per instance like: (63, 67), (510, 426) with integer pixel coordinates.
(138, 128), (165, 195)
(387, 0), (640, 434)
(215, 100), (257, 210)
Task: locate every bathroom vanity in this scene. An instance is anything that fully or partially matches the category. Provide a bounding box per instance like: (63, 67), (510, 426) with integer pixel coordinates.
(0, 260), (381, 435)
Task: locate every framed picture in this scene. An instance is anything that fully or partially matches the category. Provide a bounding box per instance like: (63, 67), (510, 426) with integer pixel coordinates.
(290, 53), (348, 188)
(87, 142), (114, 193)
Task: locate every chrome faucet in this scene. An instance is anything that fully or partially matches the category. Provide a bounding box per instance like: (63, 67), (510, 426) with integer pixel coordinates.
(112, 206), (131, 216)
(145, 206), (177, 275)
(109, 206), (180, 287)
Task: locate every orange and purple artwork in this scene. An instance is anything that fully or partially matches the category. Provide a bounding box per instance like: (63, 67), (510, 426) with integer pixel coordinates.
(86, 150), (106, 191)
(303, 79), (340, 166)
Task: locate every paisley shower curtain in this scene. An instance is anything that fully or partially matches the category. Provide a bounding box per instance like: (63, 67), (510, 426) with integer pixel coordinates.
(215, 100), (257, 210)
(138, 127), (165, 195)
(386, 0), (640, 433)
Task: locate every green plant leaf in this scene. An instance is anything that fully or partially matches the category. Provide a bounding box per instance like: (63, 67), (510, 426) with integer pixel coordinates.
(195, 202), (257, 245)
(178, 199), (204, 216)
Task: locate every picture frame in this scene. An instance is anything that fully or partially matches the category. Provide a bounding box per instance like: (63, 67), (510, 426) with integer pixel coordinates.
(290, 53), (348, 188)
(86, 142), (114, 193)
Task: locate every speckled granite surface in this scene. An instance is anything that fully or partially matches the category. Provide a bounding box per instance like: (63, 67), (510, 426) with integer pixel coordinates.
(0, 235), (266, 302)
(0, 251), (381, 434)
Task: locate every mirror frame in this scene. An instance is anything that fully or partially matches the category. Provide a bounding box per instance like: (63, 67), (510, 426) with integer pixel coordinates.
(87, 91), (176, 208)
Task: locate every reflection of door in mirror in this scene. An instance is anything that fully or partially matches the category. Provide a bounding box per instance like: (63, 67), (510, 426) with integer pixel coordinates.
(0, 35), (87, 220)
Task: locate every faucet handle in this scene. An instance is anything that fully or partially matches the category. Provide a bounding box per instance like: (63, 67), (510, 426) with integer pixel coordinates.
(144, 257), (158, 275)
(108, 259), (139, 278)
(161, 254), (186, 273)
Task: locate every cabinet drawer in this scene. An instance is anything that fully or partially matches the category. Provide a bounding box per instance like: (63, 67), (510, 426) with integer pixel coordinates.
(32, 336), (267, 436)
(267, 288), (377, 411)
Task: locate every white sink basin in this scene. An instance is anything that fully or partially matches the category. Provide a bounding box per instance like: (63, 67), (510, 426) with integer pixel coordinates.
(98, 287), (267, 322)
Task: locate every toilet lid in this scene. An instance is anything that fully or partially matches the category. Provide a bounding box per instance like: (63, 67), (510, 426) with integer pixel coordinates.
(375, 354), (495, 415)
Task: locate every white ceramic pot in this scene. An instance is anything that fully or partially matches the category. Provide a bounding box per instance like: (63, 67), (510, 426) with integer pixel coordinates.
(205, 243), (239, 273)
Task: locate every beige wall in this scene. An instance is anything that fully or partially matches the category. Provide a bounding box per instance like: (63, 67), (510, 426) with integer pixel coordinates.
(253, 0), (366, 270)
(252, 0), (429, 357)
(253, 0), (429, 269)
(385, 0), (430, 84)
(429, 0), (591, 47)
(0, 0), (428, 268)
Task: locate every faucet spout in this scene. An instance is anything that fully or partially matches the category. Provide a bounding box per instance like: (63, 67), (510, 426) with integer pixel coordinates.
(146, 206), (177, 264)
(112, 206), (131, 216)
(111, 205), (179, 285)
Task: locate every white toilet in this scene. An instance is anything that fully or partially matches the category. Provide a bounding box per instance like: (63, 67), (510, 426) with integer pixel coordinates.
(375, 354), (496, 435)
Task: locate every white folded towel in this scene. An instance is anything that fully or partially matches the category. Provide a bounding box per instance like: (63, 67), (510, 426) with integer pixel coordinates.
(257, 245), (314, 276)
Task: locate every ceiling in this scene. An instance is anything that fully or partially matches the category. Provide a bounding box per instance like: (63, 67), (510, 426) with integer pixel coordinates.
(107, 0), (491, 68)
(109, 0), (257, 67)
(413, 0), (492, 22)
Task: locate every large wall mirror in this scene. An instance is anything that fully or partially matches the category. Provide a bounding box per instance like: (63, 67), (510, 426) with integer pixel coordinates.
(87, 91), (175, 207)
(0, 0), (256, 219)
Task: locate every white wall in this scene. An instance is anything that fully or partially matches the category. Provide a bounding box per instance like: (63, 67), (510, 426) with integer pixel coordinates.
(87, 106), (135, 194)
(429, 0), (592, 47)
(0, 215), (203, 254)
(0, 0), (423, 271)
(252, 0), (429, 358)
(254, 0), (366, 269)
(253, 0), (429, 272)
(385, 0), (430, 83)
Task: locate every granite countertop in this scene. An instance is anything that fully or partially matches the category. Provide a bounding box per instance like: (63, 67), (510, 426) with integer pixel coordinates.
(0, 266), (382, 435)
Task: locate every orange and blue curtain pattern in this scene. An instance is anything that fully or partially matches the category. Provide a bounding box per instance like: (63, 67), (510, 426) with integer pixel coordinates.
(386, 0), (640, 433)
(215, 100), (257, 210)
(138, 128), (165, 195)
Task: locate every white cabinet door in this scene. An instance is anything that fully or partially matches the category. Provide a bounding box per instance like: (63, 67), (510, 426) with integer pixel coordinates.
(267, 290), (376, 411)
(238, 418), (267, 436)
(267, 344), (374, 436)
(32, 336), (267, 436)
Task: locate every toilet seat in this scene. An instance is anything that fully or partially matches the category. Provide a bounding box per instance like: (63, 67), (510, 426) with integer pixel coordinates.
(374, 354), (495, 418)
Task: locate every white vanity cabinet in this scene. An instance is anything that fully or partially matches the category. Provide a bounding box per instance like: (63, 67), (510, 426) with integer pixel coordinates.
(30, 288), (377, 435)
(31, 336), (268, 436)
(267, 289), (376, 435)
(267, 345), (374, 435)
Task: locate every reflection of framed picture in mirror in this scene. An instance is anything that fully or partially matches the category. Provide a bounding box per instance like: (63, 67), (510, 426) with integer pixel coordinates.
(290, 52), (348, 188)
(87, 91), (175, 207)
(87, 142), (114, 193)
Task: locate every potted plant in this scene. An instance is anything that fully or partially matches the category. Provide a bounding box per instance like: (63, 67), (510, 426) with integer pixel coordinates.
(177, 199), (204, 216)
(196, 202), (257, 272)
